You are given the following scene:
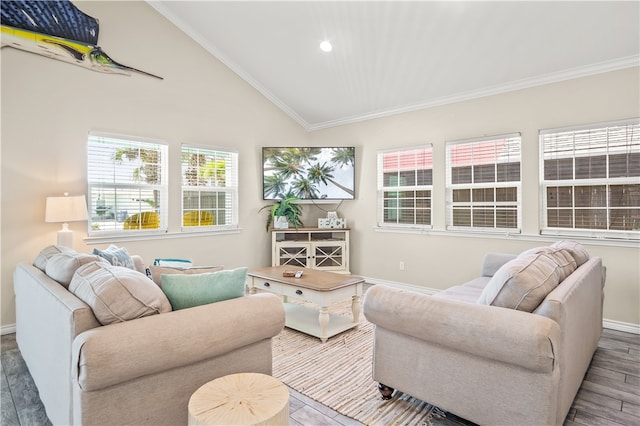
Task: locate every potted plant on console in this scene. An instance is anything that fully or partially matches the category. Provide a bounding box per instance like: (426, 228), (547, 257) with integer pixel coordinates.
(260, 195), (303, 230)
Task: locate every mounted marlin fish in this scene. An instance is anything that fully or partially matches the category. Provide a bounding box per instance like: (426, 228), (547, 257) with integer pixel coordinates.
(1, 0), (162, 79)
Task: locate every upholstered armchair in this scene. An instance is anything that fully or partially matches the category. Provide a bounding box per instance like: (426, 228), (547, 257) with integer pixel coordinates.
(123, 212), (160, 229)
(183, 211), (214, 226)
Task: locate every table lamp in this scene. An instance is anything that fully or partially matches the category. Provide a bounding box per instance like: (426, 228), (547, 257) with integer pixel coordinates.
(45, 193), (89, 248)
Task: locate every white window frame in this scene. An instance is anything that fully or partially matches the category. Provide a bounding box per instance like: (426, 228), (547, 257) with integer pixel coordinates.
(87, 132), (168, 237)
(377, 145), (433, 229)
(540, 119), (640, 240)
(181, 144), (239, 232)
(445, 134), (522, 234)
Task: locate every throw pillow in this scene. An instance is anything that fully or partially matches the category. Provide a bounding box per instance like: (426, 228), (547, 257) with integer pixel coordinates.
(551, 240), (590, 266)
(150, 265), (224, 287)
(45, 252), (107, 288)
(161, 267), (247, 310)
(33, 245), (75, 271)
(519, 246), (577, 282)
(477, 252), (563, 312)
(69, 261), (171, 325)
(92, 244), (135, 269)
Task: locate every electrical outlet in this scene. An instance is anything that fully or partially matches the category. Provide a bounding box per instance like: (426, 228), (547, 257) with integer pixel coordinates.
(399, 261), (405, 271)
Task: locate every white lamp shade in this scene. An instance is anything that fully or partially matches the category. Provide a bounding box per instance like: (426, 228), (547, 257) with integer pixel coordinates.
(45, 195), (89, 223)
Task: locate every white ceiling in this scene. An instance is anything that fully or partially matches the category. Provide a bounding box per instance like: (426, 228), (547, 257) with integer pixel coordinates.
(148, 1), (640, 131)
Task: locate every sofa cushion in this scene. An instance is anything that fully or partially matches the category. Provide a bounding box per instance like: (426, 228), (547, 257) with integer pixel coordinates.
(45, 253), (107, 288)
(477, 252), (564, 312)
(92, 245), (136, 269)
(552, 240), (590, 266)
(150, 265), (224, 287)
(161, 267), (247, 310)
(33, 245), (75, 271)
(69, 261), (171, 325)
(434, 277), (489, 303)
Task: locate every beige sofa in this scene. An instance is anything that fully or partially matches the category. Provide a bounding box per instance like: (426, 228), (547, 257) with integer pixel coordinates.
(14, 249), (285, 426)
(363, 241), (605, 426)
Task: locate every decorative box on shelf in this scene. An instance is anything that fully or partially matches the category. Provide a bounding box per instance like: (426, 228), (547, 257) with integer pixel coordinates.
(318, 217), (347, 229)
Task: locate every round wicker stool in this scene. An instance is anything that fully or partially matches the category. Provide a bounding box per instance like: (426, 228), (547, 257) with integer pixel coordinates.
(188, 373), (289, 425)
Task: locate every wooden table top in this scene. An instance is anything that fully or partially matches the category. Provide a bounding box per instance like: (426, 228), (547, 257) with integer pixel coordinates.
(188, 373), (288, 425)
(248, 266), (364, 291)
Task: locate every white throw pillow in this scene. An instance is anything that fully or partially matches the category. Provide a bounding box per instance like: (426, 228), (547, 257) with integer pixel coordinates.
(33, 245), (75, 272)
(69, 261), (172, 325)
(45, 252), (107, 288)
(477, 252), (564, 312)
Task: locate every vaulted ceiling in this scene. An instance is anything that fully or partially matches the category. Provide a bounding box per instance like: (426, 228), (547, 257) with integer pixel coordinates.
(148, 1), (640, 131)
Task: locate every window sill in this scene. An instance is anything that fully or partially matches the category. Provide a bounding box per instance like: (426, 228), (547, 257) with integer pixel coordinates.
(373, 226), (639, 248)
(85, 228), (242, 245)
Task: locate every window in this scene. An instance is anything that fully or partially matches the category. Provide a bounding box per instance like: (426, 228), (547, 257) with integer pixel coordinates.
(181, 145), (238, 231)
(540, 119), (640, 239)
(377, 146), (433, 228)
(446, 134), (521, 232)
(88, 133), (168, 235)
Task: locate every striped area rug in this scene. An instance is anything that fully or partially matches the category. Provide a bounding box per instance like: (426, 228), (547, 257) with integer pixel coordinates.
(271, 305), (443, 425)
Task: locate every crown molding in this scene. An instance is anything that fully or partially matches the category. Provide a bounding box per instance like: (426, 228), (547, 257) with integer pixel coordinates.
(308, 56), (640, 131)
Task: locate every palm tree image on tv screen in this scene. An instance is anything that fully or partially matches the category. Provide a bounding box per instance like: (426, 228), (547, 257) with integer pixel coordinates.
(262, 147), (355, 200)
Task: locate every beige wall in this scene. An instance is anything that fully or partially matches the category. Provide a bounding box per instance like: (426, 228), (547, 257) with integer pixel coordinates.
(0, 1), (310, 328)
(1, 1), (638, 329)
(309, 67), (640, 327)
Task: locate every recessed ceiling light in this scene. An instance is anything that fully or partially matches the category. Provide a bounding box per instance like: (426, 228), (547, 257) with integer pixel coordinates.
(320, 40), (333, 52)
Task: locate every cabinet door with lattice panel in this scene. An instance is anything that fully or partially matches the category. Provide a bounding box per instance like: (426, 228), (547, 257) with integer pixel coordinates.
(276, 242), (309, 268)
(313, 242), (346, 271)
(271, 228), (350, 273)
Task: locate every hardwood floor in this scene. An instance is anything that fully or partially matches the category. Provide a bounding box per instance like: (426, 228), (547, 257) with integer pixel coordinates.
(565, 329), (640, 426)
(1, 328), (639, 426)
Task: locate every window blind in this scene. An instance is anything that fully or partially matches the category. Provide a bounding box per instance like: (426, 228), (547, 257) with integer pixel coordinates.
(540, 119), (640, 238)
(181, 145), (239, 230)
(377, 146), (433, 228)
(87, 133), (168, 234)
(446, 134), (521, 232)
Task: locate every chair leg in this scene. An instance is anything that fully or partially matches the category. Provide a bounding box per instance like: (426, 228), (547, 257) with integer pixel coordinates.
(378, 383), (394, 400)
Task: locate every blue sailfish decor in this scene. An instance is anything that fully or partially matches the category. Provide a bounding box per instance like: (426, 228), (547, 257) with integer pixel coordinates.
(1, 0), (162, 79)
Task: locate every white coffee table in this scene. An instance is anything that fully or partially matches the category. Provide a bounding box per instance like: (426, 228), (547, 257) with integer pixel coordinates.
(247, 266), (364, 343)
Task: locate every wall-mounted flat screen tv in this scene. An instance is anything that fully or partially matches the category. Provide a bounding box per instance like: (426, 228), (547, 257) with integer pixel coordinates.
(262, 147), (355, 201)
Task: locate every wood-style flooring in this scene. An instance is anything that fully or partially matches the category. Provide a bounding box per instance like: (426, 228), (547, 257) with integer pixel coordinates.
(565, 328), (640, 426)
(1, 328), (639, 426)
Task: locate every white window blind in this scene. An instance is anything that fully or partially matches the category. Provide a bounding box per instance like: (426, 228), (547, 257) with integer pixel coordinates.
(87, 133), (168, 235)
(446, 134), (521, 232)
(181, 145), (238, 231)
(377, 146), (433, 228)
(540, 119), (640, 239)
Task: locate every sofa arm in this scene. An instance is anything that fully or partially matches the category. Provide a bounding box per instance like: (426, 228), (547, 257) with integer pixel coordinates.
(481, 252), (517, 277)
(72, 293), (285, 392)
(363, 285), (560, 373)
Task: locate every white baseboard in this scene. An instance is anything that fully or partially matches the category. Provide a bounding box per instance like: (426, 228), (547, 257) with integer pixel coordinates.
(1, 324), (16, 335)
(602, 319), (640, 334)
(362, 276), (640, 335)
(363, 276), (440, 295)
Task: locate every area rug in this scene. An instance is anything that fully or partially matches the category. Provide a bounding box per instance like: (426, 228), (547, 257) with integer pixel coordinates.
(271, 303), (473, 425)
